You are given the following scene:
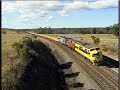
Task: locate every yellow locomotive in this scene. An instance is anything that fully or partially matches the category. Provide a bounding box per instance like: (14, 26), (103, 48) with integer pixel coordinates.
(75, 41), (103, 65)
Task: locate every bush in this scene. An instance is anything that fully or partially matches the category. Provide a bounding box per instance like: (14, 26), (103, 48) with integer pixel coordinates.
(3, 36), (45, 90)
(91, 36), (100, 45)
(11, 36), (44, 63)
(91, 36), (96, 40)
(93, 38), (100, 45)
(21, 37), (32, 47)
(108, 47), (117, 55)
(11, 42), (23, 55)
(11, 37), (33, 63)
(20, 44), (31, 63)
(2, 31), (7, 34)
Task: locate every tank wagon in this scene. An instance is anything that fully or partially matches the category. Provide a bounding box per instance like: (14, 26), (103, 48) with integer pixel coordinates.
(28, 32), (103, 65)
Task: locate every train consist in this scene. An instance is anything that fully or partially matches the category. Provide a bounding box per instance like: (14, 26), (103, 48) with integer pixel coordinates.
(28, 32), (103, 65)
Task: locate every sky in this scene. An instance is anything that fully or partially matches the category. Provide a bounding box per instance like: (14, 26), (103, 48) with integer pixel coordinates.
(2, 0), (118, 29)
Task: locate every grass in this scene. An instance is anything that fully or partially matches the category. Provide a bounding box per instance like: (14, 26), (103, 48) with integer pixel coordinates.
(47, 34), (118, 47)
(47, 34), (118, 58)
(2, 30), (26, 77)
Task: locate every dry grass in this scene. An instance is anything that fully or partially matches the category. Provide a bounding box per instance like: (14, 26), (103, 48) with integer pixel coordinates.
(48, 34), (118, 47)
(2, 30), (26, 75)
(48, 34), (118, 59)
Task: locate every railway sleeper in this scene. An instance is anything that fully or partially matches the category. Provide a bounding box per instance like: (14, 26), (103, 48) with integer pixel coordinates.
(93, 61), (102, 66)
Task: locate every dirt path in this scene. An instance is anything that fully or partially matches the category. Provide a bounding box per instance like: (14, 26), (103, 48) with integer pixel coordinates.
(36, 36), (118, 90)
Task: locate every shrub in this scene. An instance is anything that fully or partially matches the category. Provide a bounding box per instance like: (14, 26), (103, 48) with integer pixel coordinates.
(3, 36), (45, 90)
(108, 47), (117, 55)
(91, 36), (100, 45)
(91, 36), (96, 40)
(2, 31), (7, 34)
(11, 36), (43, 63)
(20, 44), (31, 63)
(21, 37), (33, 48)
(11, 42), (23, 55)
(93, 38), (100, 45)
(11, 37), (33, 63)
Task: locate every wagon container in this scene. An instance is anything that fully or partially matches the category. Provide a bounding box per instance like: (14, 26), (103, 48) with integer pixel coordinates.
(65, 39), (75, 50)
(58, 36), (66, 44)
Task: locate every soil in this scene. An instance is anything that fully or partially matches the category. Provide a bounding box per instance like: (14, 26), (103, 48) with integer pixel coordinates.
(36, 37), (102, 90)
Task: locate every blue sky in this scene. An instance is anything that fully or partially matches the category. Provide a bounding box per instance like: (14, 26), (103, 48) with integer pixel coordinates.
(2, 0), (118, 29)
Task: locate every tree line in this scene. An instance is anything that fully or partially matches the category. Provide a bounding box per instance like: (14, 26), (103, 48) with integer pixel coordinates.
(33, 23), (119, 37)
(2, 23), (119, 37)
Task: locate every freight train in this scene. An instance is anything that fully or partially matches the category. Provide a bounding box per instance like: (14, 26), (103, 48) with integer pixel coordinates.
(28, 32), (103, 65)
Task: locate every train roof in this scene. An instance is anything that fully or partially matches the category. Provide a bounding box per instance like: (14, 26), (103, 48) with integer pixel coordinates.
(59, 36), (97, 49)
(84, 44), (94, 49)
(75, 40), (94, 49)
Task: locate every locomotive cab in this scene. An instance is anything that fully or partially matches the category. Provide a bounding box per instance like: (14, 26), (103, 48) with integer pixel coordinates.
(89, 48), (103, 65)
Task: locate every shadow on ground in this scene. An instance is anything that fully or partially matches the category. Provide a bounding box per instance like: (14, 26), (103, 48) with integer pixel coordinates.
(102, 55), (119, 68)
(16, 43), (66, 90)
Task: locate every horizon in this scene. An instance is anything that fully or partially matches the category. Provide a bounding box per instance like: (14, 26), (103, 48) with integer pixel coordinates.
(2, 0), (118, 29)
(2, 27), (110, 30)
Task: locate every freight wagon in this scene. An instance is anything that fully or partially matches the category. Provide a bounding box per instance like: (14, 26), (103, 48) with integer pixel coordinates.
(58, 36), (66, 45)
(65, 39), (75, 50)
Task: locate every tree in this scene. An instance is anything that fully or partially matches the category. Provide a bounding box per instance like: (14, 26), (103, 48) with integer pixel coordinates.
(92, 28), (97, 34)
(94, 38), (100, 45)
(105, 27), (110, 34)
(109, 24), (119, 37)
(112, 24), (119, 37)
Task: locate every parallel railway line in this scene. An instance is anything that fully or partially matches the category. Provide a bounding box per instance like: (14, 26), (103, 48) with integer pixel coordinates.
(40, 36), (118, 90)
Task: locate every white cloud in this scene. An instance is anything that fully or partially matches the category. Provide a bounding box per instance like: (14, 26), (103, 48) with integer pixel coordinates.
(46, 16), (54, 22)
(2, 2), (17, 13)
(66, 1), (91, 11)
(59, 10), (68, 16)
(90, 0), (118, 9)
(2, 0), (118, 24)
(2, 17), (7, 25)
(2, 1), (118, 14)
(2, 20), (7, 25)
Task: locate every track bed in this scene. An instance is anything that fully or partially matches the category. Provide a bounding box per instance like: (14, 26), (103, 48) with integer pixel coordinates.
(35, 36), (118, 90)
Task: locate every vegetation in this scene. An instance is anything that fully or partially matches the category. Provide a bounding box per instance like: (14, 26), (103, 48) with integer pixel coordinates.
(2, 36), (44, 90)
(2, 23), (118, 36)
(94, 38), (100, 45)
(105, 24), (119, 37)
(2, 31), (7, 34)
(11, 37), (46, 64)
(31, 23), (118, 36)
(108, 47), (118, 55)
(1, 30), (24, 90)
(91, 36), (100, 45)
(102, 46), (109, 52)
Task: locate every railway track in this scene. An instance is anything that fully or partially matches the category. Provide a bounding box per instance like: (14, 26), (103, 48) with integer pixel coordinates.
(39, 37), (118, 90)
